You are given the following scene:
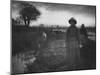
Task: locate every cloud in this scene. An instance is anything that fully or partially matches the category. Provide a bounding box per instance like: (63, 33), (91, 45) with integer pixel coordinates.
(31, 6), (95, 27)
(12, 1), (96, 27)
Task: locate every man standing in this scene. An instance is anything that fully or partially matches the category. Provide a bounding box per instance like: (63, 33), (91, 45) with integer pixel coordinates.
(66, 17), (80, 69)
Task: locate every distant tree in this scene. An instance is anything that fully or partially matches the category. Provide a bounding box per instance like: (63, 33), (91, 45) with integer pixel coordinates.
(12, 18), (18, 25)
(39, 24), (44, 27)
(16, 17), (23, 25)
(19, 3), (41, 27)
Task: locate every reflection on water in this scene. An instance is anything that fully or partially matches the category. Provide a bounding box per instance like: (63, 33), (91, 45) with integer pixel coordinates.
(12, 51), (36, 73)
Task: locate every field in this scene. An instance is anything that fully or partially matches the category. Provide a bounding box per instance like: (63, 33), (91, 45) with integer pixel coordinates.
(12, 26), (96, 74)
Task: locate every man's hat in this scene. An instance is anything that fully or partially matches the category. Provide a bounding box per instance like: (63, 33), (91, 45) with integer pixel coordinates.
(69, 17), (77, 24)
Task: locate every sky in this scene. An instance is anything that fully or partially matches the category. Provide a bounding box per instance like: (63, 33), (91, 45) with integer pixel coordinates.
(12, 1), (96, 27)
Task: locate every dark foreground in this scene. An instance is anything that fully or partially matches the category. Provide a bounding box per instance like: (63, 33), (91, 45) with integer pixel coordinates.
(12, 27), (96, 74)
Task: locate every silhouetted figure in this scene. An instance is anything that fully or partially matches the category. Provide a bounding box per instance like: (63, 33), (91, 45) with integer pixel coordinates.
(80, 24), (88, 38)
(80, 24), (88, 46)
(66, 17), (80, 68)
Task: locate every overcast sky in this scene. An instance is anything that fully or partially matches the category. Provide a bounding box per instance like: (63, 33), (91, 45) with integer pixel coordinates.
(12, 1), (96, 27)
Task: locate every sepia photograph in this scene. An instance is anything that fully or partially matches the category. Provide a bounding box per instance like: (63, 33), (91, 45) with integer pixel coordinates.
(11, 0), (96, 74)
